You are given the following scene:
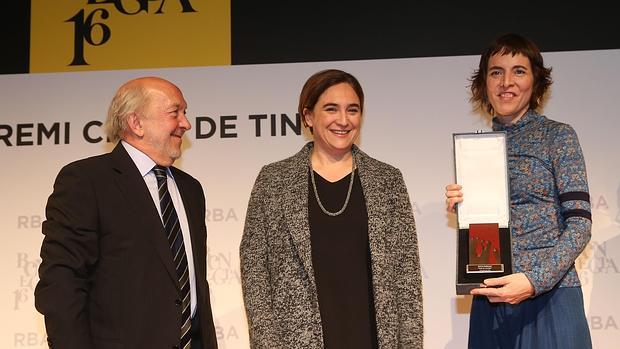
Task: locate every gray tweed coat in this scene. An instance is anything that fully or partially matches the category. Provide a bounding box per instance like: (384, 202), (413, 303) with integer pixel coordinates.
(240, 142), (423, 348)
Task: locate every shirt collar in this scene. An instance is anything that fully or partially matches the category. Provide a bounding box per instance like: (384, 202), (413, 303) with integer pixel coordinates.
(121, 141), (158, 177)
(492, 109), (540, 133)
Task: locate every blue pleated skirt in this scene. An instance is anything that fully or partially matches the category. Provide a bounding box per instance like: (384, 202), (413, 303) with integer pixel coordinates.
(468, 287), (591, 349)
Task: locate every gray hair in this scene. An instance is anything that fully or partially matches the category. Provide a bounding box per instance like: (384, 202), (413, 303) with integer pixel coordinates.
(105, 84), (149, 142)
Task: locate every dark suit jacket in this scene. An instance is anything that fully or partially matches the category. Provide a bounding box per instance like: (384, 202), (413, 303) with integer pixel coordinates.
(35, 143), (218, 349)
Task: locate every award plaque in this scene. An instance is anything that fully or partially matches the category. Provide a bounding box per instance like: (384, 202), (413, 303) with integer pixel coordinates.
(453, 132), (513, 295)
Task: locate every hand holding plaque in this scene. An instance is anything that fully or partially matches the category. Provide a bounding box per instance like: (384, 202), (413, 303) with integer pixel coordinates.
(453, 132), (513, 295)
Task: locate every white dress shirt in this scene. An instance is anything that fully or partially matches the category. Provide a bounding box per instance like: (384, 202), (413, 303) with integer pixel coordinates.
(121, 141), (197, 317)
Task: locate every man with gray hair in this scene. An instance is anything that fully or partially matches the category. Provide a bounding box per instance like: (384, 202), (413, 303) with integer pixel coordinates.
(35, 77), (218, 349)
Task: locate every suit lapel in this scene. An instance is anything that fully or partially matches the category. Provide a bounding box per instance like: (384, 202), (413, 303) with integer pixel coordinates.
(109, 144), (179, 286)
(172, 168), (206, 275)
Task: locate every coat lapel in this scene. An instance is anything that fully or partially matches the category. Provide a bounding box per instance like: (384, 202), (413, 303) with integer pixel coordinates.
(355, 146), (390, 258)
(109, 144), (179, 286)
(354, 146), (397, 345)
(283, 144), (318, 290)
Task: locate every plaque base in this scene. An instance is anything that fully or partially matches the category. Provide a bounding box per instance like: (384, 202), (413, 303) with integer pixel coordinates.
(456, 226), (512, 295)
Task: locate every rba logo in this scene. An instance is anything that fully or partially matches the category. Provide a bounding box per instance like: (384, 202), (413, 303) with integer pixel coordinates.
(66, 0), (197, 66)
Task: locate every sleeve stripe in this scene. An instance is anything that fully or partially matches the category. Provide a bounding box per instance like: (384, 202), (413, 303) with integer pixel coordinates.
(563, 209), (592, 221)
(559, 191), (590, 203)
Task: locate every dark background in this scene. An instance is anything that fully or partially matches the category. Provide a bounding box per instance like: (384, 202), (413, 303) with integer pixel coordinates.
(2, 1), (619, 74)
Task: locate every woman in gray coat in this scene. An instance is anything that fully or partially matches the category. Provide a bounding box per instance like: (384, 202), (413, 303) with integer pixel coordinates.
(240, 69), (423, 348)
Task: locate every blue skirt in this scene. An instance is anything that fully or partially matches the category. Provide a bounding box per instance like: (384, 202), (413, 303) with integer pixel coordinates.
(468, 287), (591, 349)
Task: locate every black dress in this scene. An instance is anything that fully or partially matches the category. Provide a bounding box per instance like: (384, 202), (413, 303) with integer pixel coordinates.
(308, 169), (378, 349)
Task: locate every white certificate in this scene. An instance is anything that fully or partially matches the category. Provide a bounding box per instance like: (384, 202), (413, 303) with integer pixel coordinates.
(453, 132), (510, 230)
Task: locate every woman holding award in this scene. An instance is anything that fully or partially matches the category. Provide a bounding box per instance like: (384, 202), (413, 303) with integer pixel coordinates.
(241, 69), (423, 348)
(445, 33), (592, 348)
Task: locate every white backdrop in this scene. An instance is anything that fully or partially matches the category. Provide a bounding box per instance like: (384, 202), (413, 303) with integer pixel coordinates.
(1, 49), (619, 348)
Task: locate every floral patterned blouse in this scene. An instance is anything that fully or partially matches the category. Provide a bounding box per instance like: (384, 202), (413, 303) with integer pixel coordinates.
(493, 110), (592, 296)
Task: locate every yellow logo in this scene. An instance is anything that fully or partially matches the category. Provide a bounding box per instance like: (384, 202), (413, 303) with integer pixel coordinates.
(30, 0), (230, 72)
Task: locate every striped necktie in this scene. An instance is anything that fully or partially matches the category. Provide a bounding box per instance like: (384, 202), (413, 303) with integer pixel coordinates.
(153, 166), (192, 349)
